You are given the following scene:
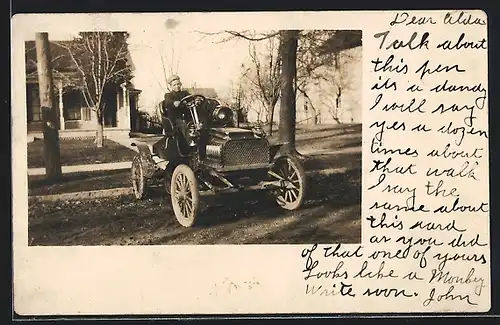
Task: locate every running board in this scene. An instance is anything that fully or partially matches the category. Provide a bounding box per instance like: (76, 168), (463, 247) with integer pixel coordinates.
(198, 180), (281, 197)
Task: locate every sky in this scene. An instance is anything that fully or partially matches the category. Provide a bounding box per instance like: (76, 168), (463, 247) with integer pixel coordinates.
(47, 27), (254, 113)
(128, 30), (251, 111)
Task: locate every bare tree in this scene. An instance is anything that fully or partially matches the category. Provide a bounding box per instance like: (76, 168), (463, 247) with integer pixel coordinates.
(153, 32), (182, 93)
(57, 32), (132, 147)
(242, 38), (281, 135)
(228, 69), (251, 126)
(197, 29), (299, 153)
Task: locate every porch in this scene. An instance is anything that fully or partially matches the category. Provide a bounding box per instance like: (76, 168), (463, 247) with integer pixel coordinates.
(26, 76), (140, 139)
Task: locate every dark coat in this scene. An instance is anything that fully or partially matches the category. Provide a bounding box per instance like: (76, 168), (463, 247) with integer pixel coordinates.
(162, 90), (191, 121)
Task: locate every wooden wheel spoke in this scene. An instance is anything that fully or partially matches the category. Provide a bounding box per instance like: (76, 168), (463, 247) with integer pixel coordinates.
(175, 177), (183, 191)
(278, 164), (287, 178)
(180, 201), (186, 217)
(285, 190), (291, 203)
(185, 200), (193, 216)
(178, 175), (183, 188)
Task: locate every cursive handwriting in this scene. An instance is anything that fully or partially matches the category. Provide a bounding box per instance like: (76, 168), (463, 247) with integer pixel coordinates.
(305, 283), (356, 297)
(428, 268), (485, 296)
(367, 212), (404, 230)
(433, 252), (487, 271)
(370, 157), (417, 175)
(370, 93), (426, 113)
(353, 261), (399, 279)
(374, 30), (430, 50)
(424, 179), (460, 197)
(371, 55), (409, 74)
(437, 33), (487, 50)
(444, 11), (487, 26)
(415, 60), (466, 80)
(433, 198), (489, 213)
(409, 219), (466, 232)
(390, 12), (436, 26)
(363, 287), (416, 298)
(423, 286), (478, 306)
(301, 11), (490, 310)
(371, 138), (419, 158)
(427, 143), (484, 159)
(324, 244), (364, 259)
(426, 161), (479, 180)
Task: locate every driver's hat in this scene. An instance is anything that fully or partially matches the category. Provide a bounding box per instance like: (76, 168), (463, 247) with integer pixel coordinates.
(167, 75), (181, 85)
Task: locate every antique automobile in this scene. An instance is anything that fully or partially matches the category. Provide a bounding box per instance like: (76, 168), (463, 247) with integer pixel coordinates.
(130, 94), (306, 227)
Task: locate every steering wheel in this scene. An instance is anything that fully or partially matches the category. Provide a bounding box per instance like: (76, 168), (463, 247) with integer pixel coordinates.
(180, 94), (206, 108)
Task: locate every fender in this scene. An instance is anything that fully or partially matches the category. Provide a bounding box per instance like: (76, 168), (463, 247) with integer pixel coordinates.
(269, 143), (286, 161)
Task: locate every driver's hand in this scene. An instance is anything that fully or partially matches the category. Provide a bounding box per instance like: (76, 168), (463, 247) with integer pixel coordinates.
(174, 101), (180, 107)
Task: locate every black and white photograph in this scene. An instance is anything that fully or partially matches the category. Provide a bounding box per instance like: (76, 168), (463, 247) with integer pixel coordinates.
(25, 25), (362, 246)
(12, 10), (492, 316)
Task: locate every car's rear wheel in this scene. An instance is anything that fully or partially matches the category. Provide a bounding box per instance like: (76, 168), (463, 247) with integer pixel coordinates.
(170, 164), (200, 227)
(131, 155), (148, 199)
(271, 155), (306, 210)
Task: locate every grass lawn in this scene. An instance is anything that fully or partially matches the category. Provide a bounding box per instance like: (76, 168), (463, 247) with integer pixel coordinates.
(269, 123), (362, 153)
(28, 169), (134, 196)
(27, 138), (137, 168)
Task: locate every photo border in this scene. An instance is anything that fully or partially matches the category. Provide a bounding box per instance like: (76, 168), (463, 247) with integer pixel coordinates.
(9, 0), (499, 321)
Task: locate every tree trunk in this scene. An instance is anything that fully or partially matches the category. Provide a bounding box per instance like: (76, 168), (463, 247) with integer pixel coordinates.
(95, 109), (104, 148)
(278, 30), (299, 154)
(304, 93), (318, 126)
(35, 32), (62, 181)
(335, 86), (342, 124)
(267, 105), (274, 136)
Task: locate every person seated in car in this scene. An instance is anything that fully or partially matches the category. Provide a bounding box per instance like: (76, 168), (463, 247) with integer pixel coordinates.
(162, 75), (191, 140)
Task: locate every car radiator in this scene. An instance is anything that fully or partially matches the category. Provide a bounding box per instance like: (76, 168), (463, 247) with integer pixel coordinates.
(221, 139), (270, 167)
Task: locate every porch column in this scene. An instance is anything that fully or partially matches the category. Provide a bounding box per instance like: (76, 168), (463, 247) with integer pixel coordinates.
(121, 83), (131, 130)
(116, 91), (120, 127)
(58, 80), (65, 130)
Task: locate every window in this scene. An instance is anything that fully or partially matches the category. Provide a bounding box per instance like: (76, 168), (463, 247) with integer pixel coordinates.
(27, 85), (42, 122)
(63, 90), (82, 121)
(82, 106), (92, 121)
(65, 105), (81, 120)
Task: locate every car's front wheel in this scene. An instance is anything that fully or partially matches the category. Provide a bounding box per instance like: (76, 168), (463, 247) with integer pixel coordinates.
(170, 164), (201, 227)
(271, 155), (307, 211)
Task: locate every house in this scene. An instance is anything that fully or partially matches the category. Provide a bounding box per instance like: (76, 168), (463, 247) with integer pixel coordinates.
(246, 31), (363, 125)
(296, 45), (362, 125)
(25, 40), (142, 138)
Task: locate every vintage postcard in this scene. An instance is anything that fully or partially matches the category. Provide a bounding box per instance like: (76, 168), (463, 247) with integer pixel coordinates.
(11, 10), (489, 316)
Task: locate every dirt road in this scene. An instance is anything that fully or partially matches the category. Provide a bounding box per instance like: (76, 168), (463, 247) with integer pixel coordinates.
(28, 124), (362, 245)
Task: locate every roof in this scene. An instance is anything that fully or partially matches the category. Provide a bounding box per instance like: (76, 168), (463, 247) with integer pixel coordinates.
(25, 40), (77, 76)
(25, 37), (137, 86)
(185, 87), (218, 98)
(318, 30), (363, 55)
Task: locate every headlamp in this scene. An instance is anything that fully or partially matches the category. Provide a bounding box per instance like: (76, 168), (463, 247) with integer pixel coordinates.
(213, 106), (233, 123)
